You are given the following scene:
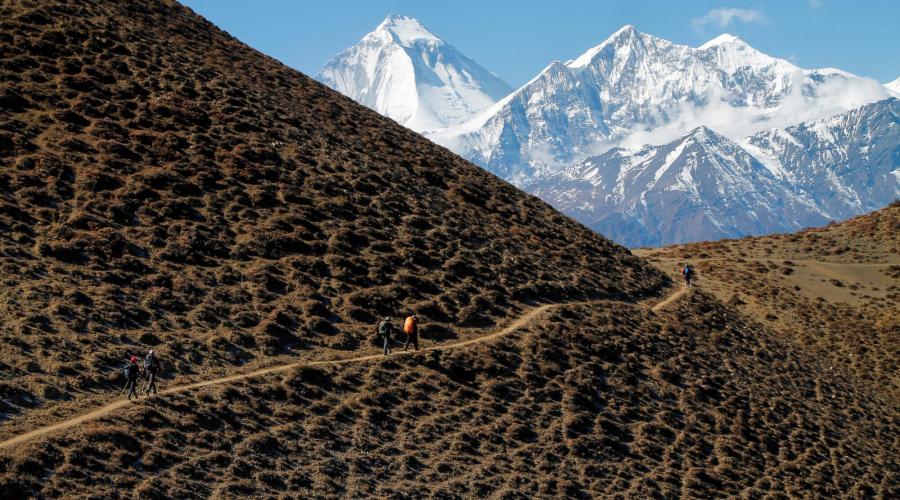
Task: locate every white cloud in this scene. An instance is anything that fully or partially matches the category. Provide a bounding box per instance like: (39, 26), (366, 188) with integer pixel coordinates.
(809, 0), (824, 10)
(614, 73), (890, 151)
(692, 8), (766, 29)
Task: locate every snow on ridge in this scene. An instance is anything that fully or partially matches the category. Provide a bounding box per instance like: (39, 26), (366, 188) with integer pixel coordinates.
(377, 15), (441, 47)
(886, 77), (900, 96)
(698, 33), (741, 50)
(566, 24), (640, 69)
(428, 22), (889, 183)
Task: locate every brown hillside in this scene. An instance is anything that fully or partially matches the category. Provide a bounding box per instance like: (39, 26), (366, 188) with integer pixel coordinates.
(637, 204), (900, 399)
(1, 292), (896, 497)
(0, 0), (665, 425)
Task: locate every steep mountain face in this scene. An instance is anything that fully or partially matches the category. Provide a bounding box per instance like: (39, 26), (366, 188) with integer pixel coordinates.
(317, 15), (511, 132)
(526, 127), (827, 247)
(526, 99), (900, 247)
(430, 26), (889, 183)
(0, 0), (664, 423)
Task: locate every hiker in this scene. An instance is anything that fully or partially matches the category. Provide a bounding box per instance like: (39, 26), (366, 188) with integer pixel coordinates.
(143, 349), (160, 395)
(123, 355), (141, 400)
(378, 316), (394, 356)
(403, 313), (419, 351)
(682, 264), (694, 288)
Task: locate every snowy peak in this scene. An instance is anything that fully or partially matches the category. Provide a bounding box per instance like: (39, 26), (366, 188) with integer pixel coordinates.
(567, 24), (657, 68)
(681, 125), (724, 143)
(317, 15), (511, 132)
(696, 33), (796, 74)
(375, 15), (440, 47)
(887, 77), (900, 96)
(698, 33), (743, 49)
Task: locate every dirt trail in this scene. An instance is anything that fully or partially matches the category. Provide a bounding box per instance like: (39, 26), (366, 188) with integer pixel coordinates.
(651, 286), (689, 312)
(0, 290), (686, 450)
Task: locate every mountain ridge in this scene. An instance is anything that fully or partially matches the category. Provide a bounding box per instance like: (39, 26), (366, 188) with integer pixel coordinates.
(427, 24), (890, 183)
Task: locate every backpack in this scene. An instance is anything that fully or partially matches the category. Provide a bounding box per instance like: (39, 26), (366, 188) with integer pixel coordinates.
(145, 355), (160, 374)
(403, 316), (417, 335)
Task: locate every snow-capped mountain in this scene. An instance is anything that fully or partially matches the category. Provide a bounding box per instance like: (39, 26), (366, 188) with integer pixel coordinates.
(317, 15), (511, 132)
(525, 98), (900, 247)
(429, 25), (890, 183)
(887, 77), (900, 96)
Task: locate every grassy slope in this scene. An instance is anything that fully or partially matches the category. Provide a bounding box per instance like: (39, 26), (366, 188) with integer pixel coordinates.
(636, 203), (900, 399)
(1, 292), (896, 497)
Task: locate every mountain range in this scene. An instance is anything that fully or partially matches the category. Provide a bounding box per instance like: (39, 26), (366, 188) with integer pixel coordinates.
(427, 25), (891, 182)
(321, 19), (898, 246)
(525, 98), (900, 246)
(317, 15), (511, 132)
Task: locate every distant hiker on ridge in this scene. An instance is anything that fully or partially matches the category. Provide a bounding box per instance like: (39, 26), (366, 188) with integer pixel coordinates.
(403, 313), (419, 351)
(123, 355), (141, 400)
(378, 316), (394, 356)
(143, 349), (160, 395)
(682, 264), (694, 288)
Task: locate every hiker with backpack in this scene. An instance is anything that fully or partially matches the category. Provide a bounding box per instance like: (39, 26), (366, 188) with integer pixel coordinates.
(143, 349), (160, 395)
(403, 313), (419, 351)
(378, 316), (394, 356)
(682, 264), (694, 288)
(123, 355), (141, 400)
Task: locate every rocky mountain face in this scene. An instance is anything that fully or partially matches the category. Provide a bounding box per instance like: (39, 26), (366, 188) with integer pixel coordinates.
(429, 26), (890, 184)
(316, 15), (511, 132)
(741, 98), (900, 221)
(526, 99), (900, 247)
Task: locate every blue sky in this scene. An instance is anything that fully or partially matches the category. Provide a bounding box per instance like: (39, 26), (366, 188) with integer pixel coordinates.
(181, 0), (900, 87)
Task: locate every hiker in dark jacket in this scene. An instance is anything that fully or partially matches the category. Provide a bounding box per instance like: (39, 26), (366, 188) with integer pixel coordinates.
(682, 264), (694, 288)
(143, 349), (160, 395)
(378, 317), (394, 356)
(124, 355), (140, 400)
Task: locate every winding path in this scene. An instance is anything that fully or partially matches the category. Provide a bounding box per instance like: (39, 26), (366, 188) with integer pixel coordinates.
(0, 287), (687, 450)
